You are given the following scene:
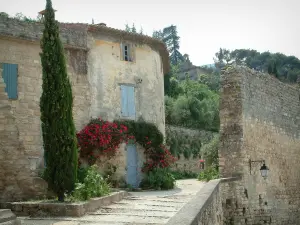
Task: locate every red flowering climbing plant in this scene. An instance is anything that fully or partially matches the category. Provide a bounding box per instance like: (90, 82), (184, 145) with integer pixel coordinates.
(77, 118), (177, 171)
(142, 142), (177, 173)
(76, 118), (130, 165)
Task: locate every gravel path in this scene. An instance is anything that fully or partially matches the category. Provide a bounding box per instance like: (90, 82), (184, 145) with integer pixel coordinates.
(20, 179), (205, 225)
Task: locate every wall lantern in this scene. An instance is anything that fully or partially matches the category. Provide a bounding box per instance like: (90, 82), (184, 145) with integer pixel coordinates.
(249, 159), (269, 179)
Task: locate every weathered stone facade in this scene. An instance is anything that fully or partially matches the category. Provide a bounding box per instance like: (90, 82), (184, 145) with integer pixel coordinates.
(219, 66), (300, 225)
(0, 15), (168, 201)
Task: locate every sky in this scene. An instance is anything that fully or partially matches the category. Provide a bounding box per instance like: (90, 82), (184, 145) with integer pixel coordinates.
(1, 0), (300, 66)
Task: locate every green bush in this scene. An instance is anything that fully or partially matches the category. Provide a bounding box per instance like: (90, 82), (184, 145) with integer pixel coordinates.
(198, 167), (219, 182)
(201, 134), (219, 167)
(140, 168), (175, 190)
(170, 170), (198, 180)
(77, 167), (89, 183)
(71, 165), (110, 201)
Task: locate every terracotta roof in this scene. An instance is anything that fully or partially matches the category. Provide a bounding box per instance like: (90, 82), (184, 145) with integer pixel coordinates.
(88, 25), (170, 74)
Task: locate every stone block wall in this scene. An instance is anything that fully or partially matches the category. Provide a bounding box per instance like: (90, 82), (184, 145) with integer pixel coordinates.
(0, 15), (88, 48)
(86, 33), (165, 136)
(166, 125), (216, 173)
(219, 66), (300, 225)
(0, 17), (165, 200)
(0, 67), (47, 201)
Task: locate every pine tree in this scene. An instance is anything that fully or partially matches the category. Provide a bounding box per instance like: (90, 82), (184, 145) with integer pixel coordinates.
(131, 23), (137, 33)
(125, 23), (131, 32)
(40, 0), (78, 202)
(162, 25), (184, 65)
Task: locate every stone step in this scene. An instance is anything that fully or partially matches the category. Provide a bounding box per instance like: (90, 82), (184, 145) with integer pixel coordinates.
(21, 219), (163, 225)
(92, 207), (175, 218)
(0, 221), (20, 225)
(0, 209), (18, 225)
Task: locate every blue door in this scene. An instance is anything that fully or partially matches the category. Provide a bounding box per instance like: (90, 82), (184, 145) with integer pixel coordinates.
(126, 144), (138, 188)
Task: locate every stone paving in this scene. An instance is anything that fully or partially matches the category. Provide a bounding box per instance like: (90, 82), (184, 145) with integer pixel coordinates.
(20, 179), (205, 225)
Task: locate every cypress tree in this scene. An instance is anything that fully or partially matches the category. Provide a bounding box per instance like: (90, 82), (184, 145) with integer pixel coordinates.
(40, 0), (78, 202)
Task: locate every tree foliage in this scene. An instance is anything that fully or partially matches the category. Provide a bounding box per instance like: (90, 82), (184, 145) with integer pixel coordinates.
(165, 73), (219, 131)
(214, 48), (300, 83)
(152, 25), (184, 65)
(124, 23), (144, 34)
(40, 0), (78, 202)
(162, 25), (184, 65)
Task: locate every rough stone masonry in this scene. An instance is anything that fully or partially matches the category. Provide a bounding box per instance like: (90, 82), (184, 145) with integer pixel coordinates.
(219, 65), (300, 225)
(0, 15), (167, 201)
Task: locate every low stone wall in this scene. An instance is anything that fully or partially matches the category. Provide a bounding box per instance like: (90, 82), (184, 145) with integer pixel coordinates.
(0, 191), (128, 217)
(166, 179), (223, 225)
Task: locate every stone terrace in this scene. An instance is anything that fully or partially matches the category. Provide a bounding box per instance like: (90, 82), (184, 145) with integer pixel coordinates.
(19, 180), (205, 225)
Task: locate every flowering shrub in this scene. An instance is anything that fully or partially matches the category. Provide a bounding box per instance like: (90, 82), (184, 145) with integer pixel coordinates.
(77, 118), (177, 175)
(142, 144), (177, 173)
(76, 118), (130, 165)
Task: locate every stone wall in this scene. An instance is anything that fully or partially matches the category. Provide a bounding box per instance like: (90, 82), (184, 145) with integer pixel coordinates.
(0, 18), (165, 200)
(166, 179), (223, 225)
(219, 66), (300, 225)
(0, 67), (47, 201)
(166, 125), (216, 173)
(87, 33), (165, 135)
(0, 15), (88, 49)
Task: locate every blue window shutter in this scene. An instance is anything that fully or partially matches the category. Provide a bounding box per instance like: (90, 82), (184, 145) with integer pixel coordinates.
(121, 85), (128, 117)
(127, 86), (136, 118)
(2, 63), (18, 99)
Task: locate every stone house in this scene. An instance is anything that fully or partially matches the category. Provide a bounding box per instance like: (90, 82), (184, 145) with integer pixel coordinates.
(0, 15), (169, 201)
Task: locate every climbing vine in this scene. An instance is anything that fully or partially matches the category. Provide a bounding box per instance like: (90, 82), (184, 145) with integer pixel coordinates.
(76, 118), (131, 165)
(114, 119), (176, 173)
(77, 118), (176, 172)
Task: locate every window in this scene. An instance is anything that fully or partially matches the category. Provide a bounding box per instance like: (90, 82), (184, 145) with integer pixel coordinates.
(120, 85), (136, 118)
(1, 63), (18, 99)
(121, 43), (133, 62)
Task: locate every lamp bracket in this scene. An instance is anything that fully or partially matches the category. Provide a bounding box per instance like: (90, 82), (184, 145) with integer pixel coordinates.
(249, 159), (265, 175)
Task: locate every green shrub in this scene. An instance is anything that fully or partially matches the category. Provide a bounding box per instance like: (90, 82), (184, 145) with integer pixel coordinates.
(140, 168), (175, 190)
(198, 167), (219, 182)
(71, 165), (110, 201)
(77, 167), (89, 183)
(170, 170), (198, 180)
(201, 134), (219, 167)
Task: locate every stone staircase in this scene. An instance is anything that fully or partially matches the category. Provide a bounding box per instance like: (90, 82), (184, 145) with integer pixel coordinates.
(0, 209), (20, 225)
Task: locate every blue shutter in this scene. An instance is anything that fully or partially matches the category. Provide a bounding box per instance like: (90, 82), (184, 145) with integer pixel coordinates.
(127, 86), (136, 118)
(121, 85), (128, 117)
(2, 63), (18, 99)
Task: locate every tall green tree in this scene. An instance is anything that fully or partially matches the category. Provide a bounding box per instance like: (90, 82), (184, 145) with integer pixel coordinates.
(162, 25), (184, 65)
(40, 0), (78, 202)
(214, 48), (300, 82)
